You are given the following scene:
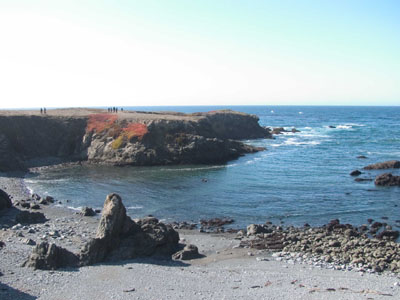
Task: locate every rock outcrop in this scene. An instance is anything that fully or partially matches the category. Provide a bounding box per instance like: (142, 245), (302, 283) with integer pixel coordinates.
(0, 109), (270, 171)
(172, 244), (202, 260)
(23, 242), (79, 270)
(79, 194), (179, 265)
(24, 193), (182, 270)
(375, 173), (400, 186)
(0, 189), (12, 210)
(364, 160), (400, 170)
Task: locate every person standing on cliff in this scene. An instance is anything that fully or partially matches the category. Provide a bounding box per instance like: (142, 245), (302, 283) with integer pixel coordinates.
(44, 108), (46, 114)
(40, 108), (43, 114)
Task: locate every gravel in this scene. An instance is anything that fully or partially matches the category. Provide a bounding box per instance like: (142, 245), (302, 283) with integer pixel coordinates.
(1, 174), (400, 300)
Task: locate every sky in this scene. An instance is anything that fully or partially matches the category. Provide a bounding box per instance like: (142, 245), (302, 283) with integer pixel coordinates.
(0, 0), (399, 108)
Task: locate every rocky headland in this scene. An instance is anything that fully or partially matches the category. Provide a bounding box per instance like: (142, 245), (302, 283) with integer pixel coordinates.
(0, 108), (271, 172)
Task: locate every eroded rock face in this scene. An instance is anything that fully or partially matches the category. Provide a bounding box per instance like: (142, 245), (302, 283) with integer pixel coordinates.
(0, 188), (12, 210)
(79, 194), (179, 266)
(375, 173), (400, 186)
(25, 193), (181, 269)
(23, 242), (79, 270)
(173, 244), (201, 260)
(15, 211), (47, 224)
(364, 160), (400, 170)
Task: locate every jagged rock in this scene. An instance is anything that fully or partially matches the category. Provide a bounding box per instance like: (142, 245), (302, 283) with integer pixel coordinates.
(80, 206), (96, 217)
(271, 127), (288, 135)
(15, 211), (47, 224)
(173, 244), (202, 260)
(376, 230), (399, 241)
(364, 160), (400, 170)
(350, 170), (362, 176)
(357, 155), (367, 159)
(0, 188), (12, 210)
(44, 196), (54, 203)
(200, 218), (234, 227)
(247, 224), (272, 235)
(80, 193), (180, 266)
(375, 173), (400, 186)
(30, 203), (41, 210)
(23, 242), (79, 270)
(355, 178), (373, 182)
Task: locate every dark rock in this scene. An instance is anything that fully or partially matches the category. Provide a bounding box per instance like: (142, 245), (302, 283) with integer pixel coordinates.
(80, 207), (96, 217)
(376, 230), (399, 241)
(367, 219), (373, 224)
(371, 222), (383, 229)
(15, 211), (47, 224)
(200, 218), (234, 227)
(364, 160), (400, 170)
(350, 170), (362, 176)
(44, 196), (54, 203)
(328, 125), (336, 128)
(357, 155), (367, 159)
(173, 244), (202, 260)
(31, 193), (41, 201)
(0, 188), (12, 210)
(375, 173), (400, 186)
(30, 203), (41, 210)
(271, 127), (288, 135)
(23, 242), (79, 270)
(38, 198), (48, 205)
(291, 128), (300, 133)
(0, 241), (5, 248)
(79, 193), (180, 266)
(354, 178), (373, 182)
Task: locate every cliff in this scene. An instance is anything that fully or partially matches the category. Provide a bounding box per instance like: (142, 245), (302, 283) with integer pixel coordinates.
(0, 108), (271, 171)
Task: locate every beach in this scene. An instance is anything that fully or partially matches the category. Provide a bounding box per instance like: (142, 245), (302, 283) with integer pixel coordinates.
(1, 174), (400, 300)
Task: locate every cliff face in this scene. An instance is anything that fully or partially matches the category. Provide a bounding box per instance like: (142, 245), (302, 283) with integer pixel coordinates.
(0, 115), (87, 171)
(0, 109), (270, 171)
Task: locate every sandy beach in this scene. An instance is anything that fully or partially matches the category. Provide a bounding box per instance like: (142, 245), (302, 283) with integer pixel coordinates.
(1, 174), (400, 300)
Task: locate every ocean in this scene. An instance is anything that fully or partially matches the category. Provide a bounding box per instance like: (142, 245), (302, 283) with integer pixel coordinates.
(24, 106), (400, 228)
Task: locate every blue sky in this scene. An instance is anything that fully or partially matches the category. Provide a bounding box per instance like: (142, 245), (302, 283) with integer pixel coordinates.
(0, 0), (399, 107)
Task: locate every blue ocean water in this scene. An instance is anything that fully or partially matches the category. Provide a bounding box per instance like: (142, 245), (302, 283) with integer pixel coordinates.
(25, 106), (400, 228)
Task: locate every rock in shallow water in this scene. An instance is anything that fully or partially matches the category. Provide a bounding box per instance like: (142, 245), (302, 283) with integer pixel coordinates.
(364, 160), (400, 170)
(375, 173), (400, 186)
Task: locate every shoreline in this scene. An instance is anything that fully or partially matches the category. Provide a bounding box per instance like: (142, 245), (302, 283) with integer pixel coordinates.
(1, 173), (400, 299)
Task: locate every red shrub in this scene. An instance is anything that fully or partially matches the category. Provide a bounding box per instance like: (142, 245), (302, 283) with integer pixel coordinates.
(86, 114), (118, 133)
(122, 123), (148, 140)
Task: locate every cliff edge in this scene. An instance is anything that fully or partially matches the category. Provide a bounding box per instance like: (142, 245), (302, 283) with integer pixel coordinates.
(0, 108), (271, 171)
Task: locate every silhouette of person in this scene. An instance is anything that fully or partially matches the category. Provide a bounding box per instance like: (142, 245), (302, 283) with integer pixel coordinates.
(44, 108), (46, 114)
(40, 108), (43, 114)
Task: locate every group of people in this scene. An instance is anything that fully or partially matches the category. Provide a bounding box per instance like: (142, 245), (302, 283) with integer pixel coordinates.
(107, 107), (123, 113)
(40, 108), (47, 114)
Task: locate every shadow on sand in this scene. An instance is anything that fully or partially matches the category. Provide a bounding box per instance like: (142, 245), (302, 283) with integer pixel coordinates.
(0, 281), (37, 300)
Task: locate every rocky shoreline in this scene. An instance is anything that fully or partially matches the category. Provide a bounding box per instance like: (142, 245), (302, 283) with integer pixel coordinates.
(1, 174), (400, 299)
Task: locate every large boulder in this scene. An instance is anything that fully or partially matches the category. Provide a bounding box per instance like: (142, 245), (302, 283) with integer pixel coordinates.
(173, 244), (202, 260)
(375, 173), (400, 186)
(0, 188), (12, 210)
(364, 160), (400, 170)
(22, 242), (79, 270)
(15, 211), (47, 224)
(80, 193), (180, 266)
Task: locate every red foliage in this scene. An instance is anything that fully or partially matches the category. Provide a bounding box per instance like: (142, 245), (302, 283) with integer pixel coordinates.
(122, 123), (148, 140)
(86, 114), (118, 133)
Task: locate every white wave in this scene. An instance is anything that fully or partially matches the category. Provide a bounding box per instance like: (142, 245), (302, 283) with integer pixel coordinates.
(159, 165), (225, 172)
(284, 138), (320, 146)
(126, 206), (143, 210)
(298, 112), (303, 114)
(270, 144), (282, 147)
(336, 125), (353, 129)
(298, 133), (329, 138)
(304, 127), (312, 130)
(270, 110), (274, 113)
